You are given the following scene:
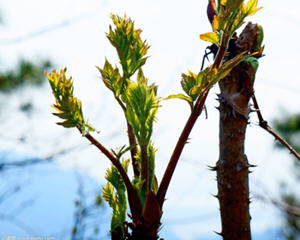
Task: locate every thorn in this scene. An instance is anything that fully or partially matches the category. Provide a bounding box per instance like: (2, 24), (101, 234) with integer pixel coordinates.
(204, 105), (208, 119)
(211, 193), (219, 199)
(249, 108), (258, 113)
(213, 231), (223, 236)
(208, 165), (218, 171)
(248, 163), (257, 168)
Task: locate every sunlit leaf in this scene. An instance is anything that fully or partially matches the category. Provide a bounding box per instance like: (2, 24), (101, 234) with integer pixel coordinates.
(107, 14), (150, 77)
(212, 52), (253, 86)
(242, 0), (263, 17)
(200, 32), (220, 45)
(212, 15), (220, 31)
(190, 85), (202, 96)
(46, 69), (94, 133)
(165, 94), (193, 103)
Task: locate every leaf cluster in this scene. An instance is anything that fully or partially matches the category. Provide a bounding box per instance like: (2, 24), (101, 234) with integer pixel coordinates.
(167, 52), (252, 109)
(46, 68), (94, 133)
(106, 14), (150, 78)
(102, 159), (129, 234)
(96, 15), (160, 233)
(201, 0), (263, 46)
(123, 70), (159, 147)
(96, 60), (124, 97)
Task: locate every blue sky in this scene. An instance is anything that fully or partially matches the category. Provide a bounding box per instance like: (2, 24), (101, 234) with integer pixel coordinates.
(0, 0), (299, 239)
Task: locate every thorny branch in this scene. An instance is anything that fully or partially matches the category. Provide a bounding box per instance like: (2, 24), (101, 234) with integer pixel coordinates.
(252, 94), (300, 161)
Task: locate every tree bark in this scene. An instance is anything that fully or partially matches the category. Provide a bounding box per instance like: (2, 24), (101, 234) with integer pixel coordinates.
(216, 22), (261, 240)
(217, 69), (252, 239)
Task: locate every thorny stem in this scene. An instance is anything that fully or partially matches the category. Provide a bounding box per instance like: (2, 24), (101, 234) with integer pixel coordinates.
(252, 94), (300, 161)
(76, 127), (142, 221)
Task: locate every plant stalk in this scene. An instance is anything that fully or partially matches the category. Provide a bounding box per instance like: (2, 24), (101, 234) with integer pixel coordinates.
(77, 127), (142, 222)
(157, 91), (208, 207)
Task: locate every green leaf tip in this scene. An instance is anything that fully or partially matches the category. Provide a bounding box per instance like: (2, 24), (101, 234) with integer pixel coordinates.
(124, 79), (160, 147)
(96, 60), (124, 96)
(107, 14), (150, 78)
(46, 68), (94, 133)
(207, 0), (263, 38)
(200, 32), (220, 45)
(103, 160), (128, 234)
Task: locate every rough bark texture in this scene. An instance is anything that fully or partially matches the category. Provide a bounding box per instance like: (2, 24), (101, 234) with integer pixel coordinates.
(217, 67), (253, 239)
(216, 22), (261, 240)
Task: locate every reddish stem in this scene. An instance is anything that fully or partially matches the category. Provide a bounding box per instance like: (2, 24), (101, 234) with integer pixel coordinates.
(157, 91), (208, 207)
(77, 127), (142, 221)
(127, 121), (140, 176)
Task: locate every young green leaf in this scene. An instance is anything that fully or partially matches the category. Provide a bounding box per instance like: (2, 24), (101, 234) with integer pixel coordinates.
(46, 69), (94, 133)
(107, 14), (150, 78)
(103, 160), (129, 235)
(242, 0), (263, 17)
(96, 59), (124, 96)
(124, 79), (159, 147)
(200, 32), (220, 46)
(165, 94), (193, 104)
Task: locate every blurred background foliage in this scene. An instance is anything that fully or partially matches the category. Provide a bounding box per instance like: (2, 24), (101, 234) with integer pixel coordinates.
(0, 10), (107, 239)
(274, 115), (300, 240)
(0, 59), (51, 92)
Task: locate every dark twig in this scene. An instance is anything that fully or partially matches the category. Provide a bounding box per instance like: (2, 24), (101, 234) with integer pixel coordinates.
(252, 94), (300, 161)
(254, 193), (300, 216)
